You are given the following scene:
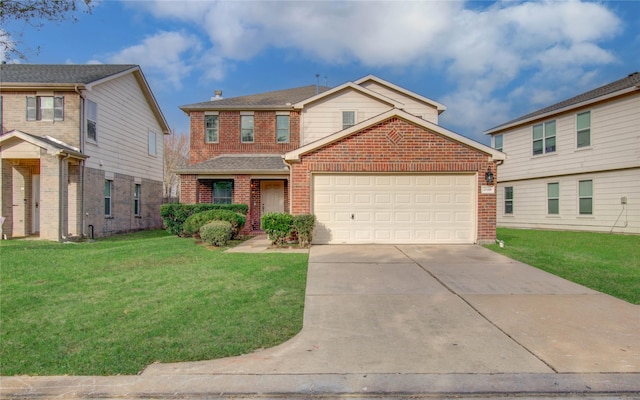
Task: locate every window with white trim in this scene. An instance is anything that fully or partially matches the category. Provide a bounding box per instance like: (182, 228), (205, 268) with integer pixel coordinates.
(504, 186), (513, 214)
(205, 114), (219, 143)
(579, 180), (593, 215)
(105, 180), (113, 217)
(532, 120), (556, 155)
(241, 115), (254, 143)
(494, 134), (503, 152)
(148, 130), (157, 156)
(547, 182), (559, 215)
(276, 115), (290, 143)
(27, 96), (64, 121)
(576, 111), (591, 148)
(342, 111), (355, 129)
(86, 100), (98, 141)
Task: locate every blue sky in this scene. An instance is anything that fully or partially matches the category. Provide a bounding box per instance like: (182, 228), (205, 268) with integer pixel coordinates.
(3, 0), (639, 144)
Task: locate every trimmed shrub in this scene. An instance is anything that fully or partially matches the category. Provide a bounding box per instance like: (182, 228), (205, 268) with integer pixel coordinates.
(160, 203), (248, 236)
(199, 221), (233, 247)
(183, 210), (246, 238)
(292, 214), (316, 247)
(261, 212), (293, 247)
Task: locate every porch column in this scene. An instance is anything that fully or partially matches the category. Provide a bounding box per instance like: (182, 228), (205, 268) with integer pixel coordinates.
(40, 152), (68, 241)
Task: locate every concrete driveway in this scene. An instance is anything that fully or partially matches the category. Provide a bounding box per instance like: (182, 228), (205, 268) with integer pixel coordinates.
(145, 244), (640, 375)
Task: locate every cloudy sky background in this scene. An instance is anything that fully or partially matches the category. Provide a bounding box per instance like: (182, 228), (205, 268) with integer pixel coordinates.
(3, 0), (639, 143)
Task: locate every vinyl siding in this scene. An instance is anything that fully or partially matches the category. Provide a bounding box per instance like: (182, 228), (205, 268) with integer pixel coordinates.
(497, 168), (639, 234)
(300, 89), (393, 145)
(359, 81), (440, 124)
(83, 73), (165, 182)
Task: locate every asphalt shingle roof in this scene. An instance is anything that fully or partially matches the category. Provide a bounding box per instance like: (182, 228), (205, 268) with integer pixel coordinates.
(180, 85), (331, 110)
(487, 72), (640, 133)
(176, 154), (288, 174)
(0, 64), (138, 85)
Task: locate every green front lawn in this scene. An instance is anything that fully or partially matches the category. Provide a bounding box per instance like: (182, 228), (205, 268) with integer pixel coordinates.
(0, 230), (308, 376)
(486, 228), (640, 304)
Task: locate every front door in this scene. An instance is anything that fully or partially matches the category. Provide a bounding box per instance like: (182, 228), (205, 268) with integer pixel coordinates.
(261, 181), (284, 227)
(32, 174), (40, 233)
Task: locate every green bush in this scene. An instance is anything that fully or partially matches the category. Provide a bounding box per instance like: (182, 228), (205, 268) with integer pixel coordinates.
(292, 214), (316, 247)
(261, 212), (293, 247)
(160, 203), (248, 236)
(199, 221), (233, 247)
(183, 210), (246, 238)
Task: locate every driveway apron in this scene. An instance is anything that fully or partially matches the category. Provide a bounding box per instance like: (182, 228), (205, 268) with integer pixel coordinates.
(144, 244), (639, 376)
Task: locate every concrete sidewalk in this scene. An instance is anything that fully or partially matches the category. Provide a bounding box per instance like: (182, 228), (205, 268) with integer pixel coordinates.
(2, 244), (639, 398)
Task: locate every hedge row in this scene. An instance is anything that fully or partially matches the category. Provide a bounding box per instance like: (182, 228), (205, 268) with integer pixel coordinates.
(183, 210), (246, 238)
(261, 213), (316, 247)
(160, 203), (248, 236)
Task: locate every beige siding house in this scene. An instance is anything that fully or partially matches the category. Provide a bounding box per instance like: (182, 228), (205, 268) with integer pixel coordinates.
(0, 64), (170, 241)
(486, 72), (640, 234)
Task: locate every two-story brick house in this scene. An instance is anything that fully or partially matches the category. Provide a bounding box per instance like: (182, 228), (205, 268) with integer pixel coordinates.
(486, 72), (640, 234)
(0, 64), (170, 241)
(178, 75), (505, 244)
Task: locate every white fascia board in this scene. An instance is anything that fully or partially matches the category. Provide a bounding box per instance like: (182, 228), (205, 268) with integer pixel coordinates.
(292, 82), (402, 109)
(354, 75), (447, 113)
(285, 109), (505, 162)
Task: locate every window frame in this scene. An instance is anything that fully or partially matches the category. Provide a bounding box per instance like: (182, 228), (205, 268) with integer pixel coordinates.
(578, 180), (593, 215)
(532, 120), (556, 155)
(105, 179), (113, 217)
(134, 183), (141, 216)
(86, 99), (98, 142)
(276, 114), (290, 143)
(148, 130), (157, 156)
(494, 134), (503, 152)
(342, 110), (356, 130)
(205, 114), (219, 143)
(504, 186), (514, 215)
(547, 182), (559, 215)
(240, 114), (254, 143)
(212, 180), (233, 204)
(27, 95), (64, 122)
(576, 111), (591, 148)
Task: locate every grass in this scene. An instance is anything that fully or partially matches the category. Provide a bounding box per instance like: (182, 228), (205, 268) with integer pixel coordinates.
(0, 230), (308, 376)
(485, 228), (640, 304)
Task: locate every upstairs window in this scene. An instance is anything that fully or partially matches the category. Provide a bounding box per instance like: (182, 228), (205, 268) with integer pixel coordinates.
(205, 114), (219, 143)
(547, 182), (559, 215)
(576, 111), (591, 148)
(342, 111), (355, 129)
(276, 115), (290, 143)
(27, 96), (64, 121)
(494, 134), (503, 152)
(241, 115), (254, 143)
(532, 120), (556, 155)
(86, 100), (98, 141)
(504, 186), (514, 214)
(213, 181), (233, 204)
(148, 130), (157, 156)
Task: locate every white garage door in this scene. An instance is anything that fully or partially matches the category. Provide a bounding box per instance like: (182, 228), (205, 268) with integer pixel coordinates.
(313, 174), (476, 244)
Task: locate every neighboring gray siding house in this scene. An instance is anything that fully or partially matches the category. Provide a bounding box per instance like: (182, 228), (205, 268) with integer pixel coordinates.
(486, 72), (640, 234)
(0, 64), (170, 241)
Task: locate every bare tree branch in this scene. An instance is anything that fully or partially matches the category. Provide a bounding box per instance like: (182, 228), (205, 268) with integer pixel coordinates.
(163, 131), (190, 200)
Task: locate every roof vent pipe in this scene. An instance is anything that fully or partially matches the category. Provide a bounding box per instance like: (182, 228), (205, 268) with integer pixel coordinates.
(211, 90), (223, 101)
(315, 73), (320, 94)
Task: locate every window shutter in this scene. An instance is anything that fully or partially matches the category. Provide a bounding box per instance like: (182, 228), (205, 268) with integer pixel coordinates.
(26, 97), (37, 121)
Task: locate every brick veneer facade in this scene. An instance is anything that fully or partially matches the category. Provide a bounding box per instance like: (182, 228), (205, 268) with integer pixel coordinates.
(288, 117), (499, 243)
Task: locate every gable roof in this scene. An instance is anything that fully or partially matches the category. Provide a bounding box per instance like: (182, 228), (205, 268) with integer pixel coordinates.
(0, 130), (87, 159)
(0, 64), (170, 134)
(174, 154), (288, 175)
(179, 85), (331, 112)
(354, 75), (447, 114)
(292, 81), (404, 109)
(486, 72), (640, 134)
(285, 108), (505, 162)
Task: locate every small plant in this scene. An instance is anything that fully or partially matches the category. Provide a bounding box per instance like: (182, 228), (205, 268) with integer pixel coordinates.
(199, 221), (233, 247)
(292, 214), (316, 247)
(261, 212), (293, 247)
(183, 210), (246, 238)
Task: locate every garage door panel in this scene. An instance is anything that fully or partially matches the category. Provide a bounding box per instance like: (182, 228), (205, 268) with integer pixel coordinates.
(313, 174), (476, 244)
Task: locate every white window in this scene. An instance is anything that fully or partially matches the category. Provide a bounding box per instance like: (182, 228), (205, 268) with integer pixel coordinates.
(205, 114), (219, 143)
(342, 111), (356, 129)
(86, 100), (98, 141)
(504, 186), (513, 214)
(547, 182), (559, 215)
(27, 96), (64, 121)
(105, 180), (113, 217)
(576, 111), (591, 148)
(579, 180), (593, 215)
(494, 134), (503, 152)
(532, 120), (556, 155)
(134, 184), (141, 216)
(241, 115), (254, 143)
(276, 115), (290, 143)
(148, 130), (157, 156)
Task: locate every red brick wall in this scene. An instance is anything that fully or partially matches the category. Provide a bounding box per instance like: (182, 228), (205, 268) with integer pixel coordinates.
(180, 175), (197, 204)
(189, 110), (301, 164)
(289, 117), (498, 242)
